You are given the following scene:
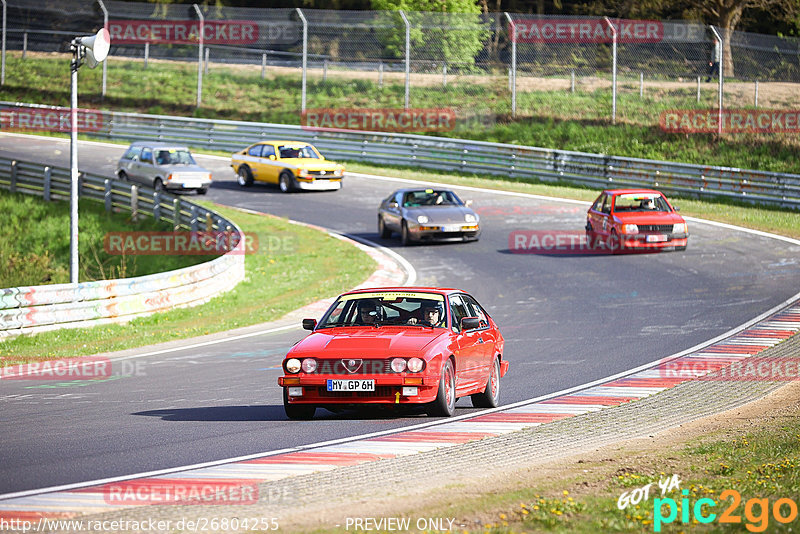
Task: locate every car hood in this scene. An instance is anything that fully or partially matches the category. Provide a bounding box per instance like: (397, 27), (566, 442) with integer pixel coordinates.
(290, 328), (446, 358)
(402, 206), (475, 223)
(614, 212), (684, 224)
(158, 163), (210, 174)
(281, 158), (341, 170)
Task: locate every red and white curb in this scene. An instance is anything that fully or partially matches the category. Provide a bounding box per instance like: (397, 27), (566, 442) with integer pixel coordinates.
(1, 301), (798, 521)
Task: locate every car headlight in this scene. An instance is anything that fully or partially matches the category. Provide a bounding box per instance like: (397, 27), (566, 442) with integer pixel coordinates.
(390, 358), (407, 373)
(407, 357), (424, 373)
(465, 213), (477, 223)
(297, 168), (308, 177)
(285, 358), (301, 374)
(673, 223), (687, 234)
(417, 215), (429, 224)
(301, 358), (317, 373)
(622, 224), (639, 235)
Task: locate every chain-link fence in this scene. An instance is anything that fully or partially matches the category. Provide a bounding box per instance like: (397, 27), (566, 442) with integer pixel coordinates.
(1, 0), (799, 133)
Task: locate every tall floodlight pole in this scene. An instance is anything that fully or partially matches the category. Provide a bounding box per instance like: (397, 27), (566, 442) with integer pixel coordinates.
(69, 28), (111, 284)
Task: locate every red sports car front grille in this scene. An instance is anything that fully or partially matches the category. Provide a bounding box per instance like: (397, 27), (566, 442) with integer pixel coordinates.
(310, 359), (392, 375)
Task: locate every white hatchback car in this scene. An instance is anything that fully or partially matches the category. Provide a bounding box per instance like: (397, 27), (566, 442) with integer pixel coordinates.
(117, 142), (212, 194)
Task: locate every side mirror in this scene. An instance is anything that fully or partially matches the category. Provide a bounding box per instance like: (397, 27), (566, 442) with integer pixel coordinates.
(461, 317), (480, 331)
(302, 318), (317, 331)
(464, 199), (473, 207)
(269, 154), (276, 160)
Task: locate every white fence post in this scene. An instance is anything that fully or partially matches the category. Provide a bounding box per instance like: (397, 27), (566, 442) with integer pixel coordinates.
(193, 4), (203, 107)
(97, 0), (108, 98)
(604, 17), (617, 125)
(399, 10), (410, 110)
(296, 8), (307, 113)
(504, 12), (516, 118)
(709, 26), (724, 137)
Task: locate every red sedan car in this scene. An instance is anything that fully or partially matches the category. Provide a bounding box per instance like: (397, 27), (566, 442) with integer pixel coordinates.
(278, 287), (508, 420)
(586, 189), (688, 252)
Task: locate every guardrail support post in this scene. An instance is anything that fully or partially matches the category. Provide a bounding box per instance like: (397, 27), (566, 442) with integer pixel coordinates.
(153, 191), (161, 221)
(130, 184), (138, 221)
(205, 211), (213, 232)
(104, 179), (112, 212)
(190, 205), (198, 232)
(9, 159), (16, 192)
(173, 198), (181, 230)
(43, 166), (51, 201)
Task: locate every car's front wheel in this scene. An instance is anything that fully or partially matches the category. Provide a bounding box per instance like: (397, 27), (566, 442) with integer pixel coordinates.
(283, 389), (315, 420)
(237, 167), (253, 187)
(471, 357), (500, 408)
(118, 170), (129, 182)
(427, 359), (456, 417)
(153, 178), (164, 193)
(400, 220), (412, 246)
(279, 172), (295, 193)
(378, 216), (392, 238)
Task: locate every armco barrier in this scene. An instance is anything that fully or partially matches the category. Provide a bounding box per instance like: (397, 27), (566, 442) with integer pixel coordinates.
(0, 156), (245, 339)
(1, 101), (798, 209)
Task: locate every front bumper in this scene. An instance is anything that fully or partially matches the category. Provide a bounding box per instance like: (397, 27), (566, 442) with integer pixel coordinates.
(295, 177), (342, 191)
(409, 224), (481, 242)
(619, 233), (688, 250)
(278, 375), (438, 405)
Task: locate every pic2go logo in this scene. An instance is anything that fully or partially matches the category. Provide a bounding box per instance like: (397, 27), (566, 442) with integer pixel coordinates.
(654, 489), (799, 532)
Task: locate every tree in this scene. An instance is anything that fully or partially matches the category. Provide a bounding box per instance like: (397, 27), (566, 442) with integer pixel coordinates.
(371, 0), (491, 70)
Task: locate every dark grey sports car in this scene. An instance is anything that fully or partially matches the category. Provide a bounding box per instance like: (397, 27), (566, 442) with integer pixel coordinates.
(377, 188), (481, 245)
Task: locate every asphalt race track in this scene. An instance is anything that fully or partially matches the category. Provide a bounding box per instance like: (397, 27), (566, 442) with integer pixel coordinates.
(1, 134), (798, 494)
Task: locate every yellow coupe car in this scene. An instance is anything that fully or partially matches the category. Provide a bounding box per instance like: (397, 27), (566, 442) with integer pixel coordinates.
(231, 141), (344, 193)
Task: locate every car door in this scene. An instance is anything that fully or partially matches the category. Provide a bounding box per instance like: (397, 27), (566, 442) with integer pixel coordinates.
(131, 147), (154, 185)
(588, 193), (612, 239)
(461, 294), (495, 380)
(382, 192), (403, 231)
(448, 295), (484, 393)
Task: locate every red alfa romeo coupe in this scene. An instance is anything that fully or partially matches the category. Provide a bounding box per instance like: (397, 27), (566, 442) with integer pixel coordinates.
(586, 189), (688, 252)
(278, 287), (508, 420)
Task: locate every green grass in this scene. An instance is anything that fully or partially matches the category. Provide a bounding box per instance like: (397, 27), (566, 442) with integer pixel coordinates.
(3, 52), (799, 175)
(0, 201), (376, 364)
(0, 189), (211, 287)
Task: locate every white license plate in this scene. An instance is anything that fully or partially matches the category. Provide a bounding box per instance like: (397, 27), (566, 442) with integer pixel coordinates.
(441, 224), (462, 232)
(326, 379), (375, 392)
(646, 234), (668, 243)
(181, 181), (202, 188)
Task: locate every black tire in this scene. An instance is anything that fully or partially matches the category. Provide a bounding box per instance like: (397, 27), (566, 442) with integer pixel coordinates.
(378, 216), (392, 238)
(153, 178), (164, 193)
(118, 170), (129, 182)
(197, 187), (208, 195)
(237, 166), (253, 187)
(426, 359), (456, 417)
(400, 220), (412, 246)
(675, 245), (687, 251)
(283, 389), (315, 420)
(279, 172), (295, 193)
(471, 357), (500, 408)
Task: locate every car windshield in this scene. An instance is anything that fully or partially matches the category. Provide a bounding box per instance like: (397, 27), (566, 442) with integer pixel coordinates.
(402, 190), (462, 207)
(613, 193), (670, 212)
(278, 145), (319, 159)
(317, 293), (446, 328)
(155, 149), (196, 166)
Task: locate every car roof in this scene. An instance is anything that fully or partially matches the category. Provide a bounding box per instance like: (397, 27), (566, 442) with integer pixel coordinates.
(253, 140), (315, 146)
(603, 188), (666, 196)
(128, 141), (191, 150)
(341, 286), (463, 297)
(391, 187), (456, 194)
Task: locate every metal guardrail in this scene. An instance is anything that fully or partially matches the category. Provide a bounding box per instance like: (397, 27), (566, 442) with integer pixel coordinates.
(0, 155), (245, 339)
(2, 101), (796, 209)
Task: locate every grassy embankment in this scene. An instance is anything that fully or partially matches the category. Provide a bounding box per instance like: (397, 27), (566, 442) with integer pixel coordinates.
(0, 195), (376, 363)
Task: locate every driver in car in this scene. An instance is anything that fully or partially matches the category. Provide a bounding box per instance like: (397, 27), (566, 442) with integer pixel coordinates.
(407, 304), (443, 327)
(357, 300), (380, 325)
